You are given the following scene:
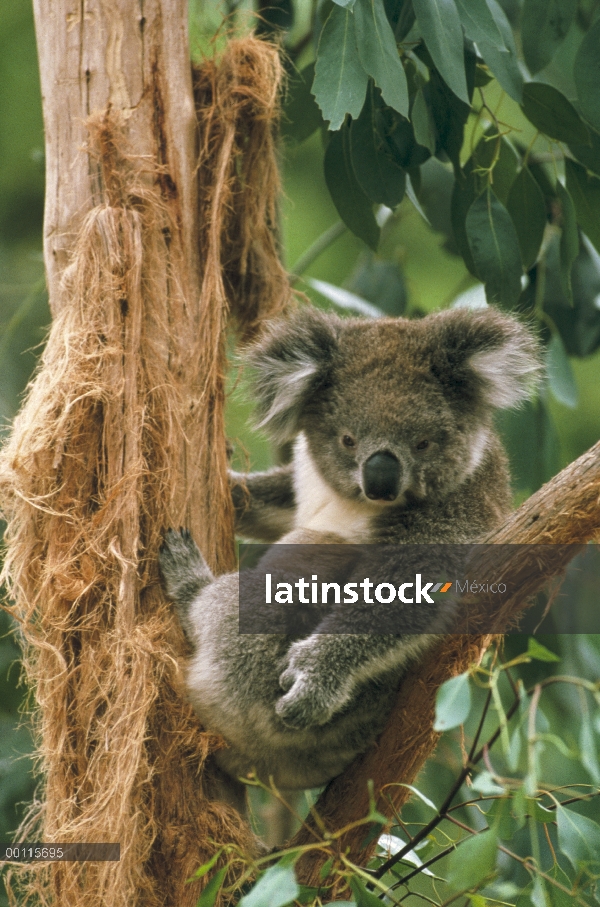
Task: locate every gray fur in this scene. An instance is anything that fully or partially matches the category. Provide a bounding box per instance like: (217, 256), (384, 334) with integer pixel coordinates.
(159, 307), (541, 791)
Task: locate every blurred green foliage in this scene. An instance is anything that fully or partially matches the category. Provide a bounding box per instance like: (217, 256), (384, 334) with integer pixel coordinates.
(0, 1), (599, 904)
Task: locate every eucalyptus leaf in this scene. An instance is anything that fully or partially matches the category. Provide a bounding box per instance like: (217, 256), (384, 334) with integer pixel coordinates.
(405, 172), (430, 224)
(475, 0), (523, 102)
(354, 0), (409, 118)
(521, 82), (590, 146)
(324, 127), (380, 250)
(565, 158), (600, 254)
(197, 867), (227, 907)
(238, 863), (300, 907)
(349, 877), (384, 907)
(446, 830), (498, 892)
(312, 6), (369, 130)
(412, 0), (469, 104)
(579, 716), (600, 784)
(569, 126), (600, 177)
(543, 234), (600, 357)
(521, 0), (575, 75)
(507, 166), (546, 270)
(556, 180), (578, 304)
(527, 638), (560, 662)
(433, 672), (472, 731)
(350, 85), (406, 206)
(546, 334), (578, 408)
(454, 0), (506, 51)
(486, 795), (516, 839)
(451, 161), (480, 275)
(282, 63), (322, 144)
(426, 57), (474, 174)
(556, 805), (600, 871)
(574, 18), (600, 133)
(411, 87), (436, 154)
(466, 186), (523, 308)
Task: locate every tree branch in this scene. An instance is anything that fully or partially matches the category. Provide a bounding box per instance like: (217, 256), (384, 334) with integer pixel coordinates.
(292, 439), (600, 889)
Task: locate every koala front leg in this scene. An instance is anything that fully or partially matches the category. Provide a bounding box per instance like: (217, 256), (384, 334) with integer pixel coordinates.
(230, 464), (296, 542)
(276, 634), (428, 730)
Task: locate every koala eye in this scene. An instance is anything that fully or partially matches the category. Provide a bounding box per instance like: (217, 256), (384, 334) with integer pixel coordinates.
(341, 434), (356, 449)
(415, 439), (430, 452)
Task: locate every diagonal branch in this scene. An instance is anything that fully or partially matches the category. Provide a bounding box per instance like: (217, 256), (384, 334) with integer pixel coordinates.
(291, 439), (600, 887)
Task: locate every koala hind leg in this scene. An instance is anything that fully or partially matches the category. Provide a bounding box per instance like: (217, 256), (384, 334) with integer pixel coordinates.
(158, 528), (212, 643)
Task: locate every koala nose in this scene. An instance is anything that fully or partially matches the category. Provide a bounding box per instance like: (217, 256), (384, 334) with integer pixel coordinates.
(363, 452), (400, 501)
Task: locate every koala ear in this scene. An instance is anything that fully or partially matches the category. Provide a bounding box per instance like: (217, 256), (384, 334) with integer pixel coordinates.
(430, 308), (542, 409)
(245, 308), (340, 442)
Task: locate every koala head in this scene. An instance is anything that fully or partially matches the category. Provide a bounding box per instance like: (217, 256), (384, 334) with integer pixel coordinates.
(247, 307), (540, 506)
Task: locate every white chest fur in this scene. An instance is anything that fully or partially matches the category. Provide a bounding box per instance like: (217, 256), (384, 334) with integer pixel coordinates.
(292, 433), (375, 542)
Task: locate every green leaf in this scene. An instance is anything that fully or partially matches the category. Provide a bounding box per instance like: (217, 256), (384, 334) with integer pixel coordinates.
(451, 162), (480, 275)
(466, 186), (523, 308)
(354, 0), (409, 118)
(475, 0), (523, 102)
(350, 85), (406, 206)
(556, 180), (578, 304)
(282, 63), (322, 144)
(574, 18), (600, 133)
(197, 867), (227, 907)
(569, 126), (600, 177)
(521, 82), (590, 146)
(192, 849), (224, 880)
(446, 830), (498, 892)
(324, 126), (380, 249)
(556, 805), (600, 871)
(527, 638), (561, 662)
(434, 672), (472, 731)
(238, 863), (300, 907)
(565, 158), (600, 254)
(411, 87), (436, 154)
(529, 799), (554, 823)
(454, 0), (506, 51)
(580, 715), (600, 784)
(427, 59), (473, 174)
(521, 0), (575, 75)
(349, 877), (383, 907)
(312, 6), (369, 130)
(385, 109), (431, 169)
(471, 771), (506, 796)
(507, 166), (546, 270)
(546, 865), (578, 907)
(486, 796), (517, 840)
(412, 0), (469, 104)
(332, 0), (356, 7)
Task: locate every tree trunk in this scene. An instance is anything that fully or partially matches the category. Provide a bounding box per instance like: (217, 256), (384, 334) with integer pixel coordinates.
(36, 0), (198, 322)
(0, 3), (249, 905)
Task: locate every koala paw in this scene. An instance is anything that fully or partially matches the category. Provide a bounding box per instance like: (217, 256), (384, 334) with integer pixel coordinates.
(158, 528), (210, 602)
(275, 642), (341, 730)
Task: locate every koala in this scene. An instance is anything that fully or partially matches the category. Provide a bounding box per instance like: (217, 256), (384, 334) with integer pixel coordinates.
(159, 306), (540, 793)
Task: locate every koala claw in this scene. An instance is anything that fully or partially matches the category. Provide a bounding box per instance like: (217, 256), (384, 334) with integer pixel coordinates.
(276, 660), (339, 729)
(275, 682), (335, 730)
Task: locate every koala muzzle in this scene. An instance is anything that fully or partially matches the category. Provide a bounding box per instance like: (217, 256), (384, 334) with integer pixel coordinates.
(363, 451), (400, 502)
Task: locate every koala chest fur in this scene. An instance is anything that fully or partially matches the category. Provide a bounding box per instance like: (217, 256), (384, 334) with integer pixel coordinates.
(160, 306), (541, 793)
(293, 432), (376, 541)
